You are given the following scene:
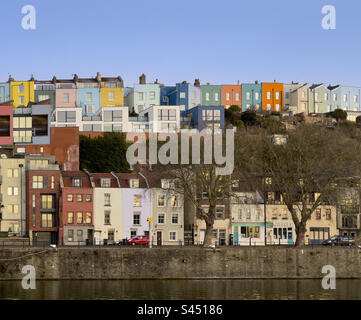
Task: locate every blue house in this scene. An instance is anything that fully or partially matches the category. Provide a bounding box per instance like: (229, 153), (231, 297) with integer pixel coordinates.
(182, 105), (225, 131)
(0, 82), (10, 103)
(160, 81), (201, 111)
(75, 75), (101, 116)
(241, 82), (262, 112)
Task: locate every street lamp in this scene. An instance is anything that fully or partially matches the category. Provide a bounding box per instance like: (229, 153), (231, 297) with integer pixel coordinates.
(19, 164), (24, 237)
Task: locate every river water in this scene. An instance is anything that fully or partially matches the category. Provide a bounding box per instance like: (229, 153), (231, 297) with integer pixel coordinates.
(1, 279), (361, 300)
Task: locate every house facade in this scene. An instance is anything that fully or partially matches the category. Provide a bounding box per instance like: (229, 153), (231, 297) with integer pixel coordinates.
(0, 82), (10, 103)
(309, 84), (329, 114)
(34, 81), (56, 107)
(60, 171), (94, 245)
(290, 83), (310, 114)
(241, 83), (262, 112)
(10, 79), (35, 107)
(0, 103), (13, 146)
(100, 76), (124, 107)
(151, 178), (184, 246)
(201, 84), (222, 106)
(262, 82), (284, 112)
(222, 85), (242, 109)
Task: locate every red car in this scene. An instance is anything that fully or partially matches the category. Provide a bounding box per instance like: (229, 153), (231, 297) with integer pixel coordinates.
(127, 235), (149, 246)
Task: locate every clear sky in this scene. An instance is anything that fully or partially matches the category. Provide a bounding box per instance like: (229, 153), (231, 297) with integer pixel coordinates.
(0, 0), (359, 87)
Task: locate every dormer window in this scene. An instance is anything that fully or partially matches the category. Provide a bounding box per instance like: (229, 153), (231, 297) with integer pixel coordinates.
(72, 178), (81, 187)
(101, 178), (111, 188)
(130, 179), (139, 188)
(161, 179), (169, 189)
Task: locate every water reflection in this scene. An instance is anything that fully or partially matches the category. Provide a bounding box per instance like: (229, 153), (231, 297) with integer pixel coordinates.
(1, 279), (361, 300)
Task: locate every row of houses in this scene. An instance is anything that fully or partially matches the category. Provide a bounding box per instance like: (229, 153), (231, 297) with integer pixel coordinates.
(2, 73), (361, 121)
(1, 150), (353, 247)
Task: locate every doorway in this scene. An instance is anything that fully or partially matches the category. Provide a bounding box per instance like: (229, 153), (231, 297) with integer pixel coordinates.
(157, 231), (162, 246)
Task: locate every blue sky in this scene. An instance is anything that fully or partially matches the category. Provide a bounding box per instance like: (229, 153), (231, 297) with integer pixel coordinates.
(0, 0), (359, 87)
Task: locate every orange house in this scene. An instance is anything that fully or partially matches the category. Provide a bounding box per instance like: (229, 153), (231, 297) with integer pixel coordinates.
(262, 82), (284, 112)
(222, 85), (242, 109)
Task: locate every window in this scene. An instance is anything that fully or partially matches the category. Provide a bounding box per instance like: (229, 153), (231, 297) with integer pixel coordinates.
(281, 208), (287, 219)
(171, 195), (179, 207)
(38, 95), (49, 102)
(63, 93), (70, 103)
(100, 178), (111, 188)
(130, 229), (137, 238)
(267, 192), (275, 202)
(76, 194), (83, 202)
(343, 94), (347, 102)
(108, 230), (114, 241)
(104, 211), (110, 224)
(254, 92), (259, 100)
(214, 92), (219, 101)
(72, 178), (81, 187)
(265, 177), (272, 185)
(7, 168), (19, 178)
(333, 94), (337, 102)
(67, 212), (74, 224)
(104, 193), (111, 206)
(85, 104), (94, 114)
(354, 96), (358, 103)
(255, 209), (261, 220)
(267, 92), (271, 99)
(272, 209), (278, 219)
(86, 92), (93, 102)
(149, 91), (156, 99)
(7, 187), (18, 196)
(77, 230), (83, 241)
(267, 104), (271, 111)
(226, 93), (230, 101)
(41, 213), (54, 228)
(77, 212), (83, 224)
(180, 92), (186, 99)
(40, 195), (55, 210)
(325, 93), (328, 100)
(104, 110), (122, 122)
(205, 92), (210, 101)
(246, 209), (251, 220)
(275, 92), (280, 100)
(32, 175), (44, 189)
(130, 179), (139, 188)
(158, 213), (165, 224)
(326, 209), (332, 220)
(134, 195), (141, 207)
(86, 194), (92, 202)
(235, 93), (240, 101)
(137, 92), (144, 101)
(315, 209), (321, 220)
(133, 212), (140, 225)
(171, 213), (179, 224)
(158, 109), (176, 121)
(275, 104), (280, 111)
(68, 230), (74, 242)
(315, 93), (319, 100)
(108, 91), (114, 101)
(58, 111), (76, 122)
(67, 194), (73, 202)
(51, 176), (55, 189)
(157, 194), (165, 207)
(7, 205), (19, 214)
(169, 231), (177, 241)
(18, 85), (24, 93)
(216, 207), (224, 219)
(86, 212), (92, 224)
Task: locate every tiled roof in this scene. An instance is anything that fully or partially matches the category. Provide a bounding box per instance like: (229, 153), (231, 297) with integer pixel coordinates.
(61, 171), (92, 188)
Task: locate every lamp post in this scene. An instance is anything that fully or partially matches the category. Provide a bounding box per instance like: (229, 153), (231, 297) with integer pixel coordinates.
(19, 163), (24, 237)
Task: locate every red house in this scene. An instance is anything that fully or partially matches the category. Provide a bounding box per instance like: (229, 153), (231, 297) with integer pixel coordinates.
(60, 171), (94, 245)
(0, 102), (13, 146)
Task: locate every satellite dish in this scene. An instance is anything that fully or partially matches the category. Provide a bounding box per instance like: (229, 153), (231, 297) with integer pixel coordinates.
(1, 154), (7, 159)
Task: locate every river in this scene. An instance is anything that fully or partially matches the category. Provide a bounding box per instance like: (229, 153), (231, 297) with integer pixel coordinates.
(1, 279), (361, 300)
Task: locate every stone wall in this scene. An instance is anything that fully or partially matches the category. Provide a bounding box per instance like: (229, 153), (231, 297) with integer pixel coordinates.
(1, 247), (361, 280)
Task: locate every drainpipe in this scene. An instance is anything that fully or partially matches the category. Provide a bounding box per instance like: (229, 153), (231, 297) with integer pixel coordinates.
(138, 172), (150, 189)
(83, 169), (95, 188)
(110, 171), (121, 188)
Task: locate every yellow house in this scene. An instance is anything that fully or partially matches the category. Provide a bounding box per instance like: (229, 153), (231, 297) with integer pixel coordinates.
(10, 80), (35, 107)
(100, 77), (124, 107)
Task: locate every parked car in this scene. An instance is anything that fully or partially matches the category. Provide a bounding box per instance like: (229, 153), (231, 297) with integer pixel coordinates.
(322, 235), (354, 246)
(127, 235), (149, 246)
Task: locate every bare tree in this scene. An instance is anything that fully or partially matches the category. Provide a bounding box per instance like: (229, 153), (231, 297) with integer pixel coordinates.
(236, 125), (361, 246)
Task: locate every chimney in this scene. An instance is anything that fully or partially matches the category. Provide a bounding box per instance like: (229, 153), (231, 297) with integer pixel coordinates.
(52, 76), (57, 84)
(8, 75), (14, 82)
(73, 74), (78, 83)
(255, 80), (258, 84)
(96, 72), (101, 83)
(139, 73), (146, 84)
(30, 74), (34, 81)
(181, 80), (187, 84)
(194, 79), (200, 87)
(274, 80), (276, 83)
(154, 79), (159, 84)
(237, 80), (240, 85)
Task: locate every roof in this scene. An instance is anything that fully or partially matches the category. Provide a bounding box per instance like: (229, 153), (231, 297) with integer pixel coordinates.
(61, 171), (92, 188)
(327, 85), (340, 91)
(309, 83), (323, 90)
(91, 173), (120, 188)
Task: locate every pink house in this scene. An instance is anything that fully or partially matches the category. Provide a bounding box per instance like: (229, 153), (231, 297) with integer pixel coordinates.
(0, 103), (13, 145)
(55, 79), (78, 108)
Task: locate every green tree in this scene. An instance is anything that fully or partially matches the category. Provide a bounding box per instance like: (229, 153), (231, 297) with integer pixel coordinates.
(330, 108), (347, 121)
(228, 105), (241, 113)
(80, 132), (131, 172)
(240, 110), (258, 126)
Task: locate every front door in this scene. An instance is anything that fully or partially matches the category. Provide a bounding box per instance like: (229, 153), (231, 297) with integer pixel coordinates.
(157, 231), (162, 246)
